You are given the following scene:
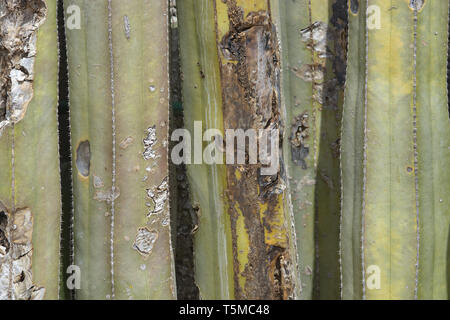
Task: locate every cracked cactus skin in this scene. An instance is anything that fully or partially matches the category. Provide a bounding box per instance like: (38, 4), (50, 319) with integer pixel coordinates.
(275, 0), (346, 299)
(178, 0), (301, 300)
(341, 0), (450, 299)
(65, 0), (176, 299)
(0, 0), (61, 300)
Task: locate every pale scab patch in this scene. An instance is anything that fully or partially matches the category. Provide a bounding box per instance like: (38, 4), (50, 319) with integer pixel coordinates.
(292, 64), (324, 82)
(119, 136), (134, 149)
(123, 15), (131, 39)
(133, 227), (158, 256)
(290, 112), (310, 169)
(11, 208), (33, 245)
(143, 126), (157, 160)
(0, 206), (45, 300)
(300, 21), (329, 59)
(93, 175), (104, 189)
(94, 187), (120, 203)
(0, 0), (48, 136)
(146, 177), (169, 217)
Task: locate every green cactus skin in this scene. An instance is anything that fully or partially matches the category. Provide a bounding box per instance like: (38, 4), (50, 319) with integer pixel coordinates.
(341, 0), (450, 299)
(177, 0), (235, 299)
(415, 0), (450, 299)
(276, 0), (346, 299)
(0, 0), (62, 300)
(65, 0), (176, 299)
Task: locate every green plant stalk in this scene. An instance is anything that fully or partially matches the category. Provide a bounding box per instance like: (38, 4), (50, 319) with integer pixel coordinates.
(341, 0), (450, 299)
(0, 0), (61, 300)
(415, 0), (450, 299)
(276, 0), (345, 299)
(65, 0), (176, 299)
(177, 0), (235, 299)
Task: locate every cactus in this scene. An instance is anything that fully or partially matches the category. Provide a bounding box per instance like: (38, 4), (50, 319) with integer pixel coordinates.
(178, 0), (301, 299)
(64, 0), (176, 299)
(276, 0), (346, 299)
(341, 0), (450, 299)
(0, 0), (62, 300)
(0, 0), (448, 302)
(177, 0), (234, 299)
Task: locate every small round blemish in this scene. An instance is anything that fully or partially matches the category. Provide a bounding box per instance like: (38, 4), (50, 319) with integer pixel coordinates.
(407, 167), (413, 173)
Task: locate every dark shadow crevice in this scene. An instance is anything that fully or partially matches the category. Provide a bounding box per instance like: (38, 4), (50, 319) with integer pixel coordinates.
(57, 0), (74, 300)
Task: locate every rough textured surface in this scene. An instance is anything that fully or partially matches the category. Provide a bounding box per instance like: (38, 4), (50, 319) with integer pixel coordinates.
(277, 0), (347, 299)
(0, 0), (61, 300)
(217, 0), (298, 300)
(0, 206), (45, 300)
(0, 0), (47, 134)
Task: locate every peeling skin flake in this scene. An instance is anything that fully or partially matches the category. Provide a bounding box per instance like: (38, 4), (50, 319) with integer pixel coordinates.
(0, 206), (45, 300)
(146, 177), (169, 216)
(123, 15), (131, 39)
(94, 187), (120, 203)
(292, 64), (324, 82)
(143, 126), (157, 160)
(290, 113), (310, 169)
(0, 0), (47, 135)
(300, 21), (329, 59)
(133, 227), (158, 256)
(93, 175), (104, 189)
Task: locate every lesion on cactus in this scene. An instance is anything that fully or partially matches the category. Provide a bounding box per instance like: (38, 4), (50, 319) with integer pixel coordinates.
(0, 201), (45, 300)
(215, 0), (298, 299)
(0, 0), (47, 134)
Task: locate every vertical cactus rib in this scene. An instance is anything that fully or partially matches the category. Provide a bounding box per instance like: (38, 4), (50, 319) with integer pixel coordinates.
(178, 0), (301, 299)
(340, 0), (366, 300)
(0, 0), (62, 299)
(112, 0), (175, 300)
(65, 0), (113, 299)
(65, 0), (176, 299)
(365, 0), (417, 300)
(276, 0), (315, 299)
(177, 0), (235, 299)
(415, 0), (450, 299)
(277, 0), (346, 299)
(340, 0), (450, 299)
(216, 0), (301, 300)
